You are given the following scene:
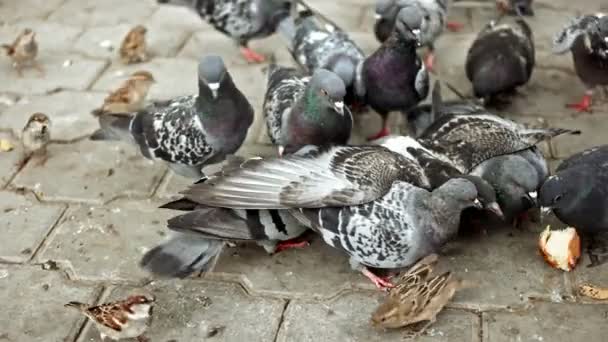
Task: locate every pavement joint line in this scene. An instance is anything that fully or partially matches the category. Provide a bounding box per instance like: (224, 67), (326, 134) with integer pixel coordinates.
(73, 284), (108, 342)
(273, 299), (290, 342)
(43, 0), (70, 20)
(28, 204), (69, 263)
(172, 30), (195, 58)
(149, 167), (172, 199)
(85, 59), (111, 92)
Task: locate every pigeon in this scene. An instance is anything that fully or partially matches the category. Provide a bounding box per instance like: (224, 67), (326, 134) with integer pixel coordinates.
(163, 0), (293, 63)
(277, 10), (367, 111)
(552, 14), (608, 113)
(90, 55), (254, 179)
(417, 113), (580, 174)
(263, 65), (353, 156)
(465, 17), (535, 103)
(470, 146), (548, 225)
(496, 0), (534, 16)
(359, 7), (430, 141)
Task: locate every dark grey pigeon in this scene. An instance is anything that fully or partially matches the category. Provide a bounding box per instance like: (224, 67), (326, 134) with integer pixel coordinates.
(553, 14), (608, 113)
(90, 55), (254, 179)
(277, 9), (367, 111)
(465, 17), (535, 104)
(263, 65), (353, 156)
(496, 0), (534, 16)
(470, 146), (548, 225)
(159, 0), (292, 63)
(360, 7), (429, 141)
(418, 113), (580, 173)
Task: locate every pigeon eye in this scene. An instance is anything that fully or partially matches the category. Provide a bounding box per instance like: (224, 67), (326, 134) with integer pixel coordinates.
(424, 14), (430, 20)
(553, 195), (562, 204)
(320, 89), (328, 96)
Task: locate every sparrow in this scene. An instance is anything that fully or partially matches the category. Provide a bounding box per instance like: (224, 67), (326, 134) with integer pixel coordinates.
(119, 25), (149, 64)
(91, 70), (156, 116)
(371, 254), (465, 338)
(65, 295), (155, 342)
(1, 28), (44, 77)
(20, 112), (51, 167)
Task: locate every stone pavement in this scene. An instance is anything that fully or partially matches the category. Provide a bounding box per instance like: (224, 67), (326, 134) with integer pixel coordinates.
(1, 0), (608, 341)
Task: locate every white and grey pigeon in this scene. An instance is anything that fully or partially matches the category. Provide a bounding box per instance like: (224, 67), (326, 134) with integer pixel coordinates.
(159, 0), (293, 63)
(277, 9), (367, 112)
(373, 0), (463, 71)
(90, 55), (254, 179)
(141, 141), (498, 289)
(552, 13), (608, 113)
(263, 64), (353, 156)
(465, 16), (535, 104)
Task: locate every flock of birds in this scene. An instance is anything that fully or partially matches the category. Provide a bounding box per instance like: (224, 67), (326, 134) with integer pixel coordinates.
(3, 0), (608, 340)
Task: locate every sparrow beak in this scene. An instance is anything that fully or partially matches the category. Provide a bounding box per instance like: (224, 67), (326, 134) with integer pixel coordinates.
(333, 101), (344, 115)
(486, 202), (505, 220)
(208, 82), (219, 98)
(473, 198), (483, 209)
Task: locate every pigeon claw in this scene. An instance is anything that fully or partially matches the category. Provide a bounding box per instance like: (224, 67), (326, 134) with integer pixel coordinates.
(424, 52), (436, 74)
(274, 238), (310, 254)
(240, 47), (266, 64)
(566, 94), (593, 113)
(362, 268), (395, 291)
(367, 125), (390, 141)
(446, 21), (464, 32)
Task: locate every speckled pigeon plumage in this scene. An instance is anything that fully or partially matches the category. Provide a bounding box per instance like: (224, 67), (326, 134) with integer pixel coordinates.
(360, 7), (429, 140)
(465, 17), (535, 102)
(90, 55), (254, 179)
(278, 10), (366, 110)
(552, 13), (608, 112)
(263, 65), (353, 155)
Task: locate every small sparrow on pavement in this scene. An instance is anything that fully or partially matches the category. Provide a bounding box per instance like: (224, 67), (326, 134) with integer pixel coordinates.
(92, 70), (156, 116)
(20, 112), (51, 167)
(2, 28), (44, 77)
(120, 25), (149, 64)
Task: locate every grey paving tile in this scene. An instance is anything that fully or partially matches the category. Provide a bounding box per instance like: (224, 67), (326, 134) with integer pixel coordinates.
(11, 140), (166, 204)
(0, 131), (21, 187)
(0, 91), (106, 141)
(547, 115), (608, 159)
(0, 0), (65, 24)
(277, 292), (480, 342)
(0, 191), (65, 263)
(48, 0), (157, 27)
(39, 199), (172, 282)
(80, 280), (285, 342)
(302, 2), (365, 32)
(0, 265), (100, 342)
(482, 301), (608, 342)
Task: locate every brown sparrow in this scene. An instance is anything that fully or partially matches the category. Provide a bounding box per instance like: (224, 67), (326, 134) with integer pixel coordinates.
(371, 254), (465, 338)
(65, 294), (155, 342)
(92, 70), (156, 116)
(1, 28), (44, 77)
(20, 112), (51, 167)
(119, 25), (149, 64)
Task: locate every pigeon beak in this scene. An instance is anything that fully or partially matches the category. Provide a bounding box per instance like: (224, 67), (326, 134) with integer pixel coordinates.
(374, 14), (382, 20)
(525, 191), (538, 207)
(486, 202), (505, 220)
(473, 198), (483, 209)
(333, 101), (345, 115)
(208, 82), (219, 98)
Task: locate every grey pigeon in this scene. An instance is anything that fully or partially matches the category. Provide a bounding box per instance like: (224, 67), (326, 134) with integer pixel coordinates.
(277, 10), (367, 111)
(465, 17), (535, 103)
(470, 147), (548, 225)
(359, 7), (430, 140)
(263, 65), (353, 156)
(143, 141), (498, 289)
(159, 0), (292, 63)
(496, 0), (534, 16)
(90, 55), (254, 179)
(418, 113), (580, 174)
(552, 14), (608, 113)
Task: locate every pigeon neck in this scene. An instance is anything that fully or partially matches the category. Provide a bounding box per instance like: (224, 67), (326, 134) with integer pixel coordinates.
(302, 87), (322, 120)
(195, 76), (234, 117)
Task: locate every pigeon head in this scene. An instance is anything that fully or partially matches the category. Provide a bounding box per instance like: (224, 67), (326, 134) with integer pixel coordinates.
(331, 57), (356, 88)
(434, 177), (482, 211)
(395, 6), (424, 44)
(308, 69), (347, 115)
(498, 156), (541, 209)
(198, 55), (228, 99)
(459, 175), (505, 220)
(538, 174), (573, 213)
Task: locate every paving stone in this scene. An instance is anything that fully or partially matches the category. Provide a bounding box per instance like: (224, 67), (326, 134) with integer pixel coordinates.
(277, 292), (480, 342)
(535, 0), (607, 12)
(80, 280), (285, 342)
(302, 2), (365, 32)
(0, 131), (21, 187)
(0, 265), (100, 342)
(435, 33), (478, 95)
(0, 91), (106, 141)
(0, 20), (82, 53)
(0, 191), (65, 263)
(482, 302), (608, 342)
(439, 225), (568, 310)
(39, 199), (173, 282)
(0, 0), (65, 24)
(11, 140), (165, 203)
(0, 53), (108, 95)
(546, 115), (608, 159)
(350, 32), (382, 56)
(91, 57), (197, 101)
(48, 0), (157, 27)
(210, 236), (372, 299)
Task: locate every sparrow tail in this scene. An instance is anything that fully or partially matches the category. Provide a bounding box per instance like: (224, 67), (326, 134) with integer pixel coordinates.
(64, 302), (89, 311)
(90, 113), (133, 141)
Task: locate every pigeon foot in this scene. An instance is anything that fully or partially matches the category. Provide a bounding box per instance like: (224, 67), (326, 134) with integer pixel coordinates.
(367, 125), (390, 141)
(566, 94), (592, 113)
(240, 47), (266, 64)
(362, 268), (395, 290)
(424, 52), (436, 73)
(446, 21), (464, 32)
(274, 238), (310, 254)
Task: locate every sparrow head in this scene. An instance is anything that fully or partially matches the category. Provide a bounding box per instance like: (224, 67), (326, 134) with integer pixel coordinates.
(126, 294), (155, 306)
(130, 70), (156, 83)
(20, 28), (36, 43)
(131, 25), (147, 35)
